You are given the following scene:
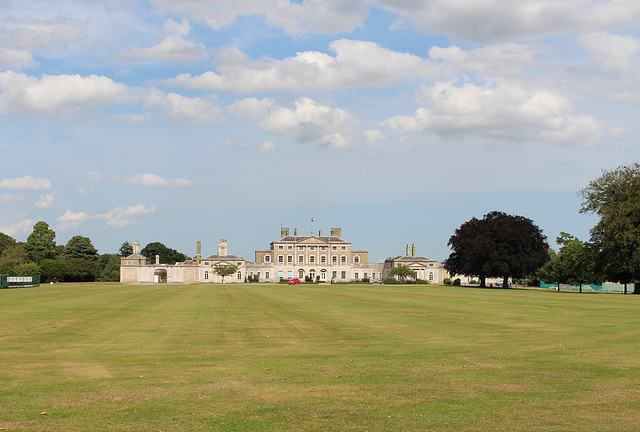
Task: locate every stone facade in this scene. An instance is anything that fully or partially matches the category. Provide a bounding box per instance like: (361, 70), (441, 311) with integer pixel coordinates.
(120, 227), (449, 284)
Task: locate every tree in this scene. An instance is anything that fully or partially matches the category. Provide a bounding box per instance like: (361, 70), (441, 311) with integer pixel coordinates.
(579, 163), (640, 293)
(10, 262), (40, 277)
(119, 241), (134, 257)
(99, 254), (121, 281)
(63, 236), (99, 261)
(537, 233), (602, 292)
(0, 232), (16, 257)
(141, 242), (188, 264)
(389, 264), (417, 281)
(24, 221), (56, 262)
(65, 258), (100, 282)
(444, 211), (550, 288)
(0, 244), (30, 273)
(39, 259), (67, 283)
(213, 263), (238, 284)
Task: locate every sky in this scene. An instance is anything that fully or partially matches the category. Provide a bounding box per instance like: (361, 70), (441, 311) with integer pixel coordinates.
(1, 0), (639, 263)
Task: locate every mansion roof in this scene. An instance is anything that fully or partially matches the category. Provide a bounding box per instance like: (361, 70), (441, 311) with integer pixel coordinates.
(274, 235), (348, 244)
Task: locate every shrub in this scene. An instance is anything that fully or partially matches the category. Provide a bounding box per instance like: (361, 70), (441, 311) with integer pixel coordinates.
(453, 278), (462, 286)
(384, 277), (398, 284)
(415, 279), (429, 284)
(361, 277), (370, 283)
(443, 278), (451, 286)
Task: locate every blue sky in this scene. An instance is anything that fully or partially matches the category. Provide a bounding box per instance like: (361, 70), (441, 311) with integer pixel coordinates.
(1, 0), (638, 262)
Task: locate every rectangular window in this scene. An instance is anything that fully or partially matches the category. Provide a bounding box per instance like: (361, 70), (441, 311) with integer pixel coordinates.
(332, 256), (338, 264)
(332, 271), (337, 279)
(321, 255), (326, 264)
(204, 262), (210, 266)
(332, 246), (337, 251)
(288, 245), (293, 250)
(341, 271), (346, 279)
(310, 256), (315, 263)
(341, 256), (347, 264)
(264, 255), (271, 263)
(299, 255), (304, 263)
(287, 255), (293, 263)
(278, 245), (284, 250)
(364, 272), (368, 279)
(288, 271), (293, 279)
(355, 272), (359, 280)
(266, 271), (270, 279)
(310, 246), (315, 250)
(321, 246), (326, 251)
(341, 246), (346, 251)
(237, 271), (242, 280)
(278, 255), (284, 263)
(278, 271), (283, 278)
(298, 246), (304, 251)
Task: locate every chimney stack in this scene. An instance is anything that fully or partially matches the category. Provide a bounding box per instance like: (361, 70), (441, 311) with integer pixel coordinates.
(319, 230), (323, 237)
(133, 241), (140, 254)
(218, 239), (228, 256)
(406, 244), (410, 256)
(155, 254), (160, 265)
(196, 241), (202, 264)
(281, 227), (289, 238)
(412, 243), (416, 257)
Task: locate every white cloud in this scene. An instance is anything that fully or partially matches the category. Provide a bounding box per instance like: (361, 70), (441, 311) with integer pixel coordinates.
(162, 39), (437, 93)
(141, 89), (222, 123)
(35, 193), (55, 208)
(364, 129), (384, 146)
(254, 140), (276, 153)
(377, 0), (640, 43)
(0, 72), (130, 117)
(230, 96), (356, 148)
(581, 32), (639, 75)
(0, 218), (34, 237)
(381, 81), (604, 145)
(120, 35), (208, 64)
(6, 18), (84, 50)
(163, 18), (191, 36)
(126, 173), (193, 187)
(429, 43), (537, 78)
(0, 175), (51, 191)
(103, 204), (157, 228)
(0, 48), (38, 71)
(150, 0), (369, 35)
(57, 204), (158, 230)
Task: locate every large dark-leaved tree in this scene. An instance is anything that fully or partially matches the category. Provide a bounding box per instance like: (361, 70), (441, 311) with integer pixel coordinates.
(141, 242), (189, 264)
(579, 162), (640, 293)
(444, 211), (550, 288)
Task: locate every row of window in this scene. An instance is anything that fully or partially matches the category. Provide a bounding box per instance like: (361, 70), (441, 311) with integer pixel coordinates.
(204, 271), (243, 280)
(277, 245), (348, 251)
(268, 254), (360, 265)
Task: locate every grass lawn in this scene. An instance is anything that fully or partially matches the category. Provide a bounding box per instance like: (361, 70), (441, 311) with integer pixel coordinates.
(1, 283), (639, 431)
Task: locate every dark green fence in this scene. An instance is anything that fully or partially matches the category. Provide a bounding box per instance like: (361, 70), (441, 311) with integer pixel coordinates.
(0, 275), (40, 288)
(540, 281), (634, 293)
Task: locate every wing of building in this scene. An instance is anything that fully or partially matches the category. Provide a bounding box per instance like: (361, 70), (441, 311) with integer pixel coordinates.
(120, 227), (449, 284)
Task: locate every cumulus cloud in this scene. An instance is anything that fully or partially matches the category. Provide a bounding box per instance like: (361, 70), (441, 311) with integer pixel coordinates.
(0, 48), (38, 71)
(254, 140), (276, 153)
(0, 218), (34, 237)
(0, 175), (51, 191)
(141, 89), (222, 123)
(230, 96), (356, 148)
(126, 173), (193, 187)
(377, 0), (640, 43)
(162, 39), (437, 93)
(581, 32), (639, 75)
(381, 81), (604, 145)
(57, 204), (158, 230)
(150, 0), (369, 35)
(35, 193), (55, 208)
(6, 17), (84, 50)
(120, 35), (208, 64)
(0, 72), (130, 117)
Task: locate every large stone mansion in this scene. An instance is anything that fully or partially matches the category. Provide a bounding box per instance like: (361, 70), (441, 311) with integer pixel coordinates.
(120, 226), (450, 284)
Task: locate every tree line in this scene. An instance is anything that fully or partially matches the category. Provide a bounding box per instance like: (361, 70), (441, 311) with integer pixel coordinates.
(444, 162), (640, 294)
(0, 223), (190, 283)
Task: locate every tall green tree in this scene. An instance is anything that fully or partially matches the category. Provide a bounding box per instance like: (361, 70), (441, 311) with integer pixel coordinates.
(63, 236), (99, 261)
(0, 244), (30, 273)
(580, 163), (640, 294)
(24, 221), (56, 262)
(118, 241), (134, 257)
(537, 233), (602, 292)
(445, 211), (550, 288)
(213, 263), (238, 284)
(100, 253), (121, 281)
(141, 242), (188, 264)
(0, 232), (16, 257)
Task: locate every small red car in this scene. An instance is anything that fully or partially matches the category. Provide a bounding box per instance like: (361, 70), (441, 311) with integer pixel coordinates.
(288, 278), (301, 285)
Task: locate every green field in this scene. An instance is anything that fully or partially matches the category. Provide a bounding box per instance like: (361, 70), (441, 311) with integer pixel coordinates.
(1, 283), (639, 431)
